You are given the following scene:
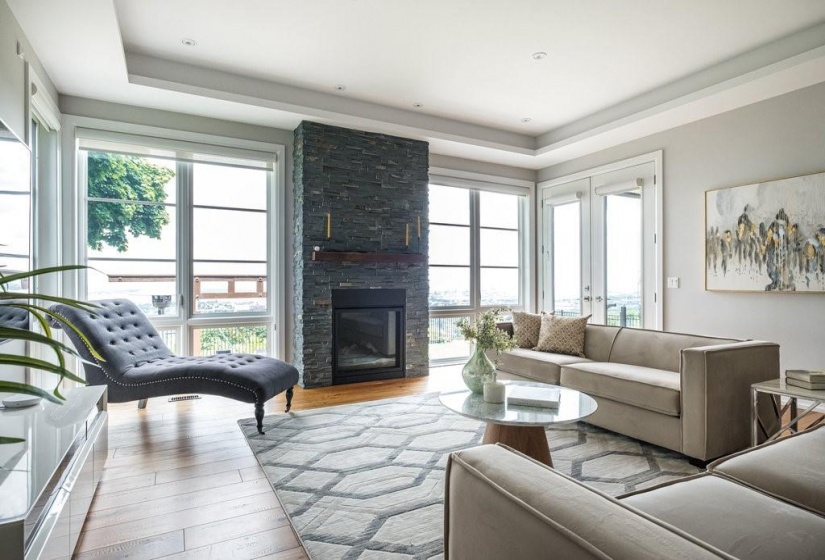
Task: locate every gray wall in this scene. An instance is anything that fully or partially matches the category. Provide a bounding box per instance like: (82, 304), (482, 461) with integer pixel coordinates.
(0, 0), (57, 140)
(538, 81), (825, 371)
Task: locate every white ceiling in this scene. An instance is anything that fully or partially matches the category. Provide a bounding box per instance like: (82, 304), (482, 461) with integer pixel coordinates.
(8, 0), (825, 169)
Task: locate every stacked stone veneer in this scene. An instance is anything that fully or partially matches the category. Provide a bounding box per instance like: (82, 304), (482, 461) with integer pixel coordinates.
(293, 121), (429, 388)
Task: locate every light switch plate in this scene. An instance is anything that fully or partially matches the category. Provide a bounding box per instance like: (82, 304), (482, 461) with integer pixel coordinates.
(667, 277), (680, 289)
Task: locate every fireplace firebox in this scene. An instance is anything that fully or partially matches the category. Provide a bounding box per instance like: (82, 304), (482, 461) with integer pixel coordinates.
(332, 289), (406, 384)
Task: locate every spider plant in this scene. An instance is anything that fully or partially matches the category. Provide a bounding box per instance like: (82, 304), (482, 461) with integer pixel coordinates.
(0, 265), (104, 443)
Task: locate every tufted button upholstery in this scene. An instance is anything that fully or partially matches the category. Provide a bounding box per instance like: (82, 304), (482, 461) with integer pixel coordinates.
(50, 299), (299, 409)
(0, 303), (30, 331)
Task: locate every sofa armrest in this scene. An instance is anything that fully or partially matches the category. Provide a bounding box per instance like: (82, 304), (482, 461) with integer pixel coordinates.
(496, 321), (514, 337)
(681, 341), (780, 461)
(445, 444), (730, 560)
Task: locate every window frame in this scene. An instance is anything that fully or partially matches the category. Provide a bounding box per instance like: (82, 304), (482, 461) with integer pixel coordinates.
(427, 173), (534, 364)
(72, 126), (287, 357)
(428, 181), (531, 313)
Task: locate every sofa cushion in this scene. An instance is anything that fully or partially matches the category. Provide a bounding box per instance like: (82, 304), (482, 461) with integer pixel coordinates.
(583, 324), (621, 363)
(511, 310), (544, 348)
(495, 348), (590, 385)
(448, 445), (732, 560)
(609, 328), (738, 372)
(536, 314), (590, 357)
(561, 362), (681, 417)
(709, 424), (825, 516)
(621, 474), (825, 559)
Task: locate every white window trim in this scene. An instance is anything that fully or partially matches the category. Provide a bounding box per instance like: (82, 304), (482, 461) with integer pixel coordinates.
(537, 150), (663, 329)
(428, 170), (536, 315)
(62, 115), (288, 358)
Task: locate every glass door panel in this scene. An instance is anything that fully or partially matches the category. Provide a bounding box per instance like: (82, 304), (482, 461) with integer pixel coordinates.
(604, 191), (643, 327)
(542, 177), (590, 317)
(591, 161), (655, 328)
(552, 201), (582, 317)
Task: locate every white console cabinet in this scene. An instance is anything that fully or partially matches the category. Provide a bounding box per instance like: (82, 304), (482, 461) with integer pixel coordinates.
(0, 386), (108, 560)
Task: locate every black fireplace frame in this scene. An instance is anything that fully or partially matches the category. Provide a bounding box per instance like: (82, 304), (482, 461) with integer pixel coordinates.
(331, 288), (406, 385)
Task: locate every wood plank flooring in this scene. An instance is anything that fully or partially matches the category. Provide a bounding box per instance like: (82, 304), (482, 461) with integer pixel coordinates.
(74, 366), (822, 559)
(74, 366), (464, 559)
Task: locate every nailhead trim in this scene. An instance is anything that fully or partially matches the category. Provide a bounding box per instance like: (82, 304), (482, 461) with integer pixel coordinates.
(63, 307), (262, 406)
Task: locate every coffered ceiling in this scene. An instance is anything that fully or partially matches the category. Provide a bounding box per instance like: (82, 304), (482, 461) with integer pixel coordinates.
(8, 0), (825, 169)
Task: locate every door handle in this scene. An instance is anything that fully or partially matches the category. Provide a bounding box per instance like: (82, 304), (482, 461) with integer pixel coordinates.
(583, 296), (591, 302)
(595, 296), (603, 302)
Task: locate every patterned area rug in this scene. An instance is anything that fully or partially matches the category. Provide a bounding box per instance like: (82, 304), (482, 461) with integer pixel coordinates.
(239, 393), (699, 560)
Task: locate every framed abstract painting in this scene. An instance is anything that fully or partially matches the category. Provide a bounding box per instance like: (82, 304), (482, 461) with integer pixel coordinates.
(705, 171), (825, 292)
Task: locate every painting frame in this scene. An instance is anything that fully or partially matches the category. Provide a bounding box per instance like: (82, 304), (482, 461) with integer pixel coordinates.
(705, 170), (825, 293)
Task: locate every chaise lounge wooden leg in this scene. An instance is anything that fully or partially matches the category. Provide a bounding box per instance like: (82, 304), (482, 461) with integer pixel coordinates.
(255, 403), (265, 434)
(137, 398), (148, 409)
(285, 386), (294, 413)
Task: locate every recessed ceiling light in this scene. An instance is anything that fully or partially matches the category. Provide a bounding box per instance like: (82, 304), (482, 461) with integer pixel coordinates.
(335, 84), (347, 92)
(412, 102), (423, 109)
(181, 38), (198, 47)
(521, 117), (532, 123)
(531, 52), (547, 60)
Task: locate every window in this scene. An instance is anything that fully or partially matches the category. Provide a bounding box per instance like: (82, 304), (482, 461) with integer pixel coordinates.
(80, 136), (278, 357)
(0, 122), (31, 287)
(428, 183), (527, 362)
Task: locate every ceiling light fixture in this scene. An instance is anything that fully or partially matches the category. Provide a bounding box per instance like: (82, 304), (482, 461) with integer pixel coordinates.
(531, 52), (547, 60)
(181, 38), (198, 47)
(335, 85), (347, 92)
(521, 117), (532, 123)
(412, 103), (423, 109)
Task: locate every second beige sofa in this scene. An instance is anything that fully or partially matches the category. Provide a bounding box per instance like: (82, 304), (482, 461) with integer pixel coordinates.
(493, 323), (779, 461)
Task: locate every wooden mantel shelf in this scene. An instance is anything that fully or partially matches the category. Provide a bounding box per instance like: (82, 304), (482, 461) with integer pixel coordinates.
(312, 250), (426, 264)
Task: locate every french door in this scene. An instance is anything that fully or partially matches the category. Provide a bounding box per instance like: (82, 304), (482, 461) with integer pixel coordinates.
(541, 160), (659, 329)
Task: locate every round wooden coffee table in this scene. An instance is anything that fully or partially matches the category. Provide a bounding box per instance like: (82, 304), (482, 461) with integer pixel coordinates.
(439, 380), (597, 467)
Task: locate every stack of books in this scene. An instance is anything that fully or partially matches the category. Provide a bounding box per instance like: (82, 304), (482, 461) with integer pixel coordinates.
(508, 386), (561, 409)
(785, 369), (825, 391)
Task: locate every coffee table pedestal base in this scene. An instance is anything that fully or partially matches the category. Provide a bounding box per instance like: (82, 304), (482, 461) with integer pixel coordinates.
(483, 423), (552, 467)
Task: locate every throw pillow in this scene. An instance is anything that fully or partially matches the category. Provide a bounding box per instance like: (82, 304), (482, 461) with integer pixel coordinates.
(511, 311), (544, 348)
(535, 314), (591, 357)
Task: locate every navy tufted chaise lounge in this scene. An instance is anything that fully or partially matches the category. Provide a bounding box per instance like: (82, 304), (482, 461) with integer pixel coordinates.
(51, 299), (299, 434)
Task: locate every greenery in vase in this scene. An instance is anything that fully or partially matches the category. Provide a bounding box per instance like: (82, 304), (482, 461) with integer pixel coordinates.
(456, 309), (516, 354)
(0, 265), (103, 444)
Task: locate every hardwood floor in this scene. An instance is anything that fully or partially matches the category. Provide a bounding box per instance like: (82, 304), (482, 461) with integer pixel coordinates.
(75, 366), (822, 559)
(74, 366), (464, 559)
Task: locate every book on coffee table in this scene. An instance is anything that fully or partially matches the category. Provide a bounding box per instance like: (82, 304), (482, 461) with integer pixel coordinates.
(508, 386), (561, 408)
(786, 369), (825, 383)
(786, 377), (825, 391)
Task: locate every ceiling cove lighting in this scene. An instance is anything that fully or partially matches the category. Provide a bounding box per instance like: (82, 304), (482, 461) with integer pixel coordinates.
(531, 52), (547, 60)
(181, 38), (197, 47)
(521, 117), (532, 123)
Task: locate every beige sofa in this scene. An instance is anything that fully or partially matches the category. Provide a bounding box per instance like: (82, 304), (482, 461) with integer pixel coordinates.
(493, 323), (779, 461)
(445, 425), (825, 559)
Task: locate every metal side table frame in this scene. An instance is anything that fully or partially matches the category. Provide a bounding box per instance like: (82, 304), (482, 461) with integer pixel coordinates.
(751, 378), (825, 446)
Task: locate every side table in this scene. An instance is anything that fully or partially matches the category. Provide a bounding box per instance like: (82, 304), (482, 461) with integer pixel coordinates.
(751, 378), (825, 446)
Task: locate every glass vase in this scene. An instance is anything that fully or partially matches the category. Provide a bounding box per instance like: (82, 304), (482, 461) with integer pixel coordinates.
(462, 344), (496, 394)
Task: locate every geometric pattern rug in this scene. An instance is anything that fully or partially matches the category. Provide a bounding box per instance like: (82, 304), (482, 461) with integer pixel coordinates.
(238, 392), (700, 560)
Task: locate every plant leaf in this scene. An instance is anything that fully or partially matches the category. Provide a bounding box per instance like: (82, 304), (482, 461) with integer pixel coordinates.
(0, 380), (62, 404)
(0, 437), (26, 444)
(0, 354), (88, 385)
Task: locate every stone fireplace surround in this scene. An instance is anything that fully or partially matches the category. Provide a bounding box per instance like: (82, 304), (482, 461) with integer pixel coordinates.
(292, 121), (429, 388)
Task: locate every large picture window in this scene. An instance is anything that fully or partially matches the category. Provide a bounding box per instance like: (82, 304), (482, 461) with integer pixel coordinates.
(428, 183), (527, 362)
(80, 137), (277, 357)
